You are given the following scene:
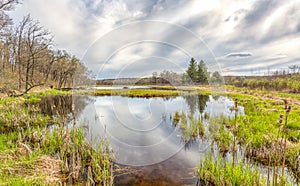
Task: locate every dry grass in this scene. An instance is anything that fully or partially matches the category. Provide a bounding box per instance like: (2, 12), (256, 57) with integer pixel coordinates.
(0, 144), (65, 185)
(0, 92), (113, 185)
(245, 135), (295, 165)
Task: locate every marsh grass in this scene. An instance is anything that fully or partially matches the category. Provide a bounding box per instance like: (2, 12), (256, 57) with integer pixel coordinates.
(197, 90), (300, 184)
(0, 89), (72, 133)
(171, 112), (205, 142)
(0, 100), (49, 133)
(43, 126), (114, 185)
(0, 125), (114, 185)
(172, 111), (181, 126)
(226, 91), (300, 181)
(0, 92), (113, 185)
(93, 87), (211, 98)
(2, 86), (300, 185)
(214, 125), (233, 153)
(196, 154), (266, 186)
(94, 89), (181, 97)
(207, 116), (233, 154)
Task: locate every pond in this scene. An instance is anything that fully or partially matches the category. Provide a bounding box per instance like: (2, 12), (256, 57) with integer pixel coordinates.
(34, 93), (298, 185)
(70, 94), (243, 185)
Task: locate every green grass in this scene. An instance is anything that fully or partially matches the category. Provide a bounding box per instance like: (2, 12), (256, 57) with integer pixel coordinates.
(93, 86), (211, 97)
(0, 90), (113, 185)
(0, 139), (50, 185)
(196, 154), (267, 186)
(172, 111), (181, 126)
(171, 112), (205, 142)
(214, 125), (233, 153)
(0, 176), (47, 186)
(0, 125), (114, 185)
(222, 87), (300, 180)
(0, 100), (50, 133)
(42, 126), (113, 184)
(94, 89), (180, 97)
(33, 89), (72, 97)
(226, 90), (300, 144)
(1, 86), (300, 184)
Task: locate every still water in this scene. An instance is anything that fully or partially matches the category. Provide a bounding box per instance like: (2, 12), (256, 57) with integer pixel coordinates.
(71, 95), (242, 185)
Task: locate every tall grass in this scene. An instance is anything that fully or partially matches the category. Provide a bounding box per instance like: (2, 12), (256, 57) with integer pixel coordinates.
(196, 154), (266, 186)
(43, 126), (114, 185)
(227, 92), (300, 182)
(0, 99), (49, 133)
(0, 93), (113, 185)
(171, 111), (205, 142)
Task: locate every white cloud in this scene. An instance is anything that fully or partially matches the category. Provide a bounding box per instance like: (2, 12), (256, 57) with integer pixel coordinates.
(9, 0), (300, 77)
(223, 52), (252, 58)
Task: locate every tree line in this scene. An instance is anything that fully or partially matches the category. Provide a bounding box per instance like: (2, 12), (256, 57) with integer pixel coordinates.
(0, 1), (88, 95)
(225, 72), (300, 93)
(152, 58), (223, 85)
(184, 57), (223, 84)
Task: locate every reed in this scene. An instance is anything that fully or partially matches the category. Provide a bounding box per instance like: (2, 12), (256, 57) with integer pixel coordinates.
(172, 111), (205, 142)
(196, 154), (266, 186)
(0, 92), (113, 185)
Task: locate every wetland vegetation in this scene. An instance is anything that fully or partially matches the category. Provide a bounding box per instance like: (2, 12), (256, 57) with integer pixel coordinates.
(0, 90), (114, 185)
(1, 84), (300, 185)
(1, 1), (300, 185)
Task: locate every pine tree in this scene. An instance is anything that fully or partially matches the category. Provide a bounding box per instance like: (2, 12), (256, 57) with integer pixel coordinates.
(197, 60), (209, 84)
(211, 71), (223, 84)
(186, 58), (197, 83)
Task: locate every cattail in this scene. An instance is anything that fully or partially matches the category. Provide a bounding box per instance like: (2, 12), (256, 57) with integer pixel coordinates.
(278, 114), (284, 124)
(234, 99), (238, 111)
(71, 103), (75, 112)
(282, 99), (288, 110)
(282, 99), (288, 106)
(286, 105), (291, 115)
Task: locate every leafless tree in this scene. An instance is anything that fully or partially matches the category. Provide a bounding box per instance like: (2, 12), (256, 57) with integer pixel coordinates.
(0, 5), (90, 95)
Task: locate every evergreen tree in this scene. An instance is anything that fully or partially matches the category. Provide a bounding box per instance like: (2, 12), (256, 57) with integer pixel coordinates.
(181, 73), (189, 84)
(197, 60), (209, 84)
(211, 71), (223, 84)
(186, 57), (197, 82)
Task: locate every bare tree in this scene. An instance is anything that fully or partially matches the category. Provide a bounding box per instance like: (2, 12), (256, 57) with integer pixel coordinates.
(0, 0), (19, 33)
(51, 54), (85, 88)
(0, 4), (90, 95)
(14, 14), (53, 93)
(288, 65), (299, 74)
(0, 0), (19, 10)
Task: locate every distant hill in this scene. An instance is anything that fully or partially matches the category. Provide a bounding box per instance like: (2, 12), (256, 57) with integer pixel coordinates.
(96, 77), (171, 86)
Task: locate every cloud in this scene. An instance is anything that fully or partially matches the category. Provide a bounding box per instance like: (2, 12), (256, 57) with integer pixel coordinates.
(224, 9), (248, 22)
(225, 52), (252, 58)
(267, 54), (288, 60)
(8, 0), (300, 77)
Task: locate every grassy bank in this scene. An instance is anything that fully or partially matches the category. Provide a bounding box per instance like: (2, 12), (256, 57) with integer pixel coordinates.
(2, 86), (300, 185)
(206, 86), (300, 183)
(0, 90), (113, 185)
(92, 86), (211, 97)
(156, 85), (300, 184)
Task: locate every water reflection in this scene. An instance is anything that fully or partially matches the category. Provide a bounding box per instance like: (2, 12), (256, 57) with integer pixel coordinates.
(71, 94), (242, 185)
(30, 95), (91, 122)
(184, 95), (198, 115)
(34, 94), (243, 185)
(88, 96), (186, 166)
(198, 95), (209, 114)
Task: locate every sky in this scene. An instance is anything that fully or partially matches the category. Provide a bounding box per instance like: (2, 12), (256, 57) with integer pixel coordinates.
(9, 0), (300, 78)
